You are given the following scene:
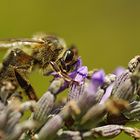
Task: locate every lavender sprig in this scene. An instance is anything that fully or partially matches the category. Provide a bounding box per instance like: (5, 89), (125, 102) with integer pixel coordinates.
(0, 51), (140, 140)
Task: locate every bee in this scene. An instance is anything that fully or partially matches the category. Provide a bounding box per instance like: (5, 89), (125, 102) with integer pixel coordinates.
(0, 33), (79, 103)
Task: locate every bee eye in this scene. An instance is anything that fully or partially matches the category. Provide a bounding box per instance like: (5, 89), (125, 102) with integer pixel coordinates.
(63, 50), (74, 63)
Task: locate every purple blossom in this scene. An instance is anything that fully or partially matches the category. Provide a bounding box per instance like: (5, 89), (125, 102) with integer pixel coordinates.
(68, 69), (105, 102)
(100, 67), (125, 104)
(49, 57), (82, 79)
(74, 66), (88, 83)
(68, 66), (88, 101)
(85, 70), (105, 95)
(99, 84), (113, 104)
(68, 57), (83, 79)
(113, 67), (125, 77)
(91, 70), (105, 87)
(48, 58), (83, 95)
(0, 34), (139, 140)
(73, 57), (82, 70)
(53, 81), (69, 95)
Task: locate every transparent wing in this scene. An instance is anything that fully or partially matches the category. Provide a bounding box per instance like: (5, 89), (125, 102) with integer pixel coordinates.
(0, 38), (44, 49)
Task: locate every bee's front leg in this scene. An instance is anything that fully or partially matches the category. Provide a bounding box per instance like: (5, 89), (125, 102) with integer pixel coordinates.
(50, 61), (73, 83)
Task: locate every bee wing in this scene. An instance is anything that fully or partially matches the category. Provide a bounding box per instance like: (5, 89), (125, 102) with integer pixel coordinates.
(0, 38), (44, 49)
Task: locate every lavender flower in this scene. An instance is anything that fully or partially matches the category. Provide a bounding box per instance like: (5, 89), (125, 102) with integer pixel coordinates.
(0, 100), (37, 140)
(113, 67), (125, 76)
(0, 40), (139, 140)
(68, 66), (88, 101)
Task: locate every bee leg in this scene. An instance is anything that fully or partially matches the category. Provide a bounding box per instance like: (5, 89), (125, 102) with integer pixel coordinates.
(50, 61), (73, 82)
(0, 48), (35, 103)
(14, 69), (38, 101)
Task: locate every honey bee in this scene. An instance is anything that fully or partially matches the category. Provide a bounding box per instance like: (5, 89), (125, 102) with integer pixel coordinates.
(0, 33), (79, 103)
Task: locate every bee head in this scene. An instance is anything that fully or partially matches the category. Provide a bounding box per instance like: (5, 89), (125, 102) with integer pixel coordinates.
(60, 45), (78, 72)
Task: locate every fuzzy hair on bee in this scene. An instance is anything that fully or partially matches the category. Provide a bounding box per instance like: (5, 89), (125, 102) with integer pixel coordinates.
(0, 33), (79, 102)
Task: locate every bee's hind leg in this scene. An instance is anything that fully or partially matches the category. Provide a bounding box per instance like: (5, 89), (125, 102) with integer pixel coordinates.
(0, 48), (37, 103)
(14, 69), (38, 101)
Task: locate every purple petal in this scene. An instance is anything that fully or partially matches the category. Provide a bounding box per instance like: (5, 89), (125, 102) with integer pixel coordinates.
(92, 70), (105, 86)
(74, 66), (88, 83)
(85, 82), (97, 96)
(69, 71), (77, 79)
(74, 57), (82, 70)
(53, 81), (69, 95)
(113, 67), (125, 77)
(99, 84), (113, 104)
(67, 66), (88, 101)
(85, 70), (105, 96)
